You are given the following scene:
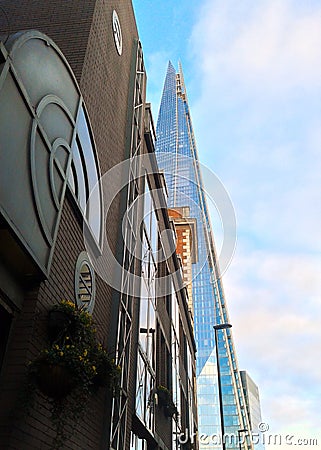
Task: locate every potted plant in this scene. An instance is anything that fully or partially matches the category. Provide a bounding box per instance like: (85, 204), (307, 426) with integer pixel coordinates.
(91, 344), (121, 394)
(164, 400), (178, 418)
(48, 300), (75, 343)
(47, 300), (94, 344)
(27, 300), (122, 447)
(30, 302), (120, 398)
(156, 385), (178, 418)
(29, 341), (97, 400)
(156, 385), (171, 406)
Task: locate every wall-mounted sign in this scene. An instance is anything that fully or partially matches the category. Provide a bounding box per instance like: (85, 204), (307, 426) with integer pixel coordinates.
(112, 10), (122, 56)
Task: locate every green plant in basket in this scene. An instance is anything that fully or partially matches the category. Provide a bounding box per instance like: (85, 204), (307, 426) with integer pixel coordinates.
(29, 341), (96, 401)
(27, 300), (121, 449)
(156, 385), (178, 418)
(48, 300), (96, 345)
(91, 344), (121, 394)
(52, 300), (77, 314)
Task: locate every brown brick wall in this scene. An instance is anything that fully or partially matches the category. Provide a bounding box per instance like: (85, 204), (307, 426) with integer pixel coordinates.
(0, 199), (109, 449)
(0, 0), (140, 448)
(0, 1), (198, 448)
(0, 0), (96, 80)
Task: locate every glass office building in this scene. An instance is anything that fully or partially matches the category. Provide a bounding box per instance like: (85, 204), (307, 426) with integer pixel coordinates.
(240, 371), (265, 450)
(155, 62), (253, 450)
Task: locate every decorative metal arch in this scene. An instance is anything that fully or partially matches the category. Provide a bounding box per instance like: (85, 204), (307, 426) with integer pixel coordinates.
(0, 30), (103, 277)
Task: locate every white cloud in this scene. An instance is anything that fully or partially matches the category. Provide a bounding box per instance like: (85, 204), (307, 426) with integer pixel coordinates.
(222, 249), (321, 439)
(192, 3), (321, 255)
(192, 0), (321, 93)
(189, 3), (321, 439)
(135, 0), (321, 442)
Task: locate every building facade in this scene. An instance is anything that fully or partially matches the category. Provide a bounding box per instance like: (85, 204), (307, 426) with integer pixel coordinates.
(0, 2), (197, 449)
(240, 371), (264, 450)
(168, 207), (198, 316)
(155, 62), (253, 450)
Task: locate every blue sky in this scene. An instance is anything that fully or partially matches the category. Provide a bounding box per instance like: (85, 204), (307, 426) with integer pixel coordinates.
(133, 0), (321, 447)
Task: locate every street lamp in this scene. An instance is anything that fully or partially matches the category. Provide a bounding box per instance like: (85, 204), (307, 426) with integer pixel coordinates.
(238, 429), (248, 450)
(213, 323), (232, 450)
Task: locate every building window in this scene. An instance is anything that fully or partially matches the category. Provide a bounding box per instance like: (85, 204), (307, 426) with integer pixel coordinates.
(74, 252), (95, 313)
(130, 432), (147, 450)
(110, 41), (145, 450)
(171, 281), (183, 447)
(135, 176), (159, 432)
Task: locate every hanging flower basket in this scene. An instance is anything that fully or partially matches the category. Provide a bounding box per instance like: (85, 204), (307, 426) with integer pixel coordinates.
(35, 362), (74, 400)
(47, 300), (82, 344)
(156, 385), (171, 407)
(156, 386), (171, 406)
(27, 300), (122, 447)
(164, 401), (178, 418)
(48, 310), (71, 343)
(91, 345), (121, 394)
(29, 301), (121, 399)
(156, 385), (178, 418)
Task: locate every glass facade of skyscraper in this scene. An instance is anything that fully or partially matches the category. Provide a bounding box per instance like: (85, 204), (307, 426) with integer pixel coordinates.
(155, 62), (253, 450)
(240, 371), (265, 450)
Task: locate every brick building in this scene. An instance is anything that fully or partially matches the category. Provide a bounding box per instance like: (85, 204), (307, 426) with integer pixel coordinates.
(168, 208), (198, 318)
(0, 1), (198, 449)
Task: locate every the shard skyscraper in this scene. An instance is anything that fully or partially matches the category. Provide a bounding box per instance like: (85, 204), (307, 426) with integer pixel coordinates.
(155, 62), (253, 450)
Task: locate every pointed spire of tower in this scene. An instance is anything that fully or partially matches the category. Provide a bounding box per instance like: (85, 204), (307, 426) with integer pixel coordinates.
(167, 60), (175, 72)
(177, 60), (187, 99)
